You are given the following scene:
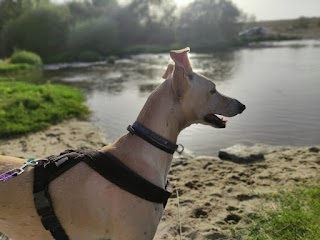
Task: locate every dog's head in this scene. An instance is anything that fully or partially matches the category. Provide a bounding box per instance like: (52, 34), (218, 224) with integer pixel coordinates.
(163, 47), (245, 129)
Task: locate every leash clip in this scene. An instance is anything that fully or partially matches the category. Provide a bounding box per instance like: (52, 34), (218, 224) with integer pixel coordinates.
(0, 158), (38, 182)
(17, 158), (38, 175)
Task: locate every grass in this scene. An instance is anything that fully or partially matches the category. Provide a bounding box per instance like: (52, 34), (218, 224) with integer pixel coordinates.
(245, 183), (320, 240)
(0, 63), (35, 74)
(0, 81), (89, 138)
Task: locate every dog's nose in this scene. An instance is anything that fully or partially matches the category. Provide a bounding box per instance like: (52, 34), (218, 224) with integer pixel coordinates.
(238, 102), (246, 113)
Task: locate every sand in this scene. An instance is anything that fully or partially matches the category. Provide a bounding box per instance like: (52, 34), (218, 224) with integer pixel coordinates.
(155, 145), (320, 239)
(0, 119), (319, 240)
(0, 119), (108, 159)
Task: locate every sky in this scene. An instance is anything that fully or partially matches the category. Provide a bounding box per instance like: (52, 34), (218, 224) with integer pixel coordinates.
(175, 0), (320, 21)
(53, 0), (320, 21)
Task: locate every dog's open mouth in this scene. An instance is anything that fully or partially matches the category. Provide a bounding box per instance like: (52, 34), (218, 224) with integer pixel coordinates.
(204, 114), (227, 128)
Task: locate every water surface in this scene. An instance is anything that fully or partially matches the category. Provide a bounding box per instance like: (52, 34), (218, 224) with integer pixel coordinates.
(44, 40), (320, 156)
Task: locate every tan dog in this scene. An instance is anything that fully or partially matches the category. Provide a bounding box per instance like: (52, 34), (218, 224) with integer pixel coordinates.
(0, 48), (245, 240)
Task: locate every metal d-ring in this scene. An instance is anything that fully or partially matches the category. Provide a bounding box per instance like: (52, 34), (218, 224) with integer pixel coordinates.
(176, 144), (184, 154)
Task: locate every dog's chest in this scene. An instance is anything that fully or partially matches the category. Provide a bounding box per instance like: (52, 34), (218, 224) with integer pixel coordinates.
(55, 175), (165, 240)
(105, 200), (163, 239)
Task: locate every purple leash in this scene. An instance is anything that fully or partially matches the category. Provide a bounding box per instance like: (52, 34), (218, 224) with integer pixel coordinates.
(0, 169), (21, 181)
(0, 158), (37, 182)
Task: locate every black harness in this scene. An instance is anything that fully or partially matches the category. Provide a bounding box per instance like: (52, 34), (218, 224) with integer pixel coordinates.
(33, 122), (179, 240)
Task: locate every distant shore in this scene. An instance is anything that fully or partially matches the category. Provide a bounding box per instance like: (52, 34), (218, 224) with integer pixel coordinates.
(0, 119), (319, 239)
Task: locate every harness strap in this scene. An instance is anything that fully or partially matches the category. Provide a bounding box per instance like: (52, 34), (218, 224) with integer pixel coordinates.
(33, 160), (69, 240)
(84, 151), (172, 206)
(33, 149), (172, 240)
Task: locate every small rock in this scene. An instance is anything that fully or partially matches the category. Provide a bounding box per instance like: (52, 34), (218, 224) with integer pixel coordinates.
(205, 182), (214, 187)
(224, 213), (241, 224)
(309, 147), (319, 153)
(107, 56), (116, 64)
(180, 226), (190, 233)
(236, 194), (259, 201)
(186, 230), (199, 239)
(193, 208), (208, 218)
(185, 180), (199, 189)
(226, 205), (239, 211)
(205, 232), (228, 239)
(218, 144), (265, 164)
(203, 162), (213, 169)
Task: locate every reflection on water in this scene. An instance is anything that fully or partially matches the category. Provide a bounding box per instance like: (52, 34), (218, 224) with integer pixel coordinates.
(44, 40), (320, 156)
(139, 83), (159, 93)
(190, 51), (238, 81)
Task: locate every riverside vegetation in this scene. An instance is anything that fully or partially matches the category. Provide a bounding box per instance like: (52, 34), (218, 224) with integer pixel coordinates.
(0, 50), (89, 138)
(0, 81), (89, 138)
(0, 0), (246, 63)
(0, 50), (42, 74)
(245, 183), (320, 239)
(1, 0), (314, 63)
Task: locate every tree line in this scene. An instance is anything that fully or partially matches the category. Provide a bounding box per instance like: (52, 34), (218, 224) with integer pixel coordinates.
(0, 0), (248, 63)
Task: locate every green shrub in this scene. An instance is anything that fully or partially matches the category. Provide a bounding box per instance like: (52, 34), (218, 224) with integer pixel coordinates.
(67, 17), (119, 57)
(10, 50), (42, 66)
(0, 81), (89, 137)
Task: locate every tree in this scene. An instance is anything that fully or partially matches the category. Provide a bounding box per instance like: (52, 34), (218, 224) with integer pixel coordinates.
(1, 5), (71, 59)
(116, 0), (177, 45)
(177, 0), (240, 45)
(67, 17), (119, 57)
(0, 0), (28, 32)
(67, 0), (119, 24)
(92, 0), (117, 8)
(0, 0), (50, 29)
(293, 16), (311, 29)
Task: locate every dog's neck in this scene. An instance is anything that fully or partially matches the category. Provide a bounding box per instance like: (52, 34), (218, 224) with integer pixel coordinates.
(101, 78), (187, 189)
(137, 78), (184, 142)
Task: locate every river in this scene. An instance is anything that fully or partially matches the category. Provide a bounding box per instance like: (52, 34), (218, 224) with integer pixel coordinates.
(44, 40), (320, 156)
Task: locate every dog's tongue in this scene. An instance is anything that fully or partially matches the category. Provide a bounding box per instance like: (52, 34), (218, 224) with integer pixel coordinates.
(204, 114), (226, 128)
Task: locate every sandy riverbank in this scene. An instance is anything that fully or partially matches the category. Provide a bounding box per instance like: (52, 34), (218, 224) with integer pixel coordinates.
(155, 144), (319, 239)
(0, 119), (108, 159)
(0, 120), (319, 239)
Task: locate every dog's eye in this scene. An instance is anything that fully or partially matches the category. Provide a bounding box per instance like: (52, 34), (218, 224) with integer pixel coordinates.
(210, 88), (216, 94)
(186, 73), (193, 80)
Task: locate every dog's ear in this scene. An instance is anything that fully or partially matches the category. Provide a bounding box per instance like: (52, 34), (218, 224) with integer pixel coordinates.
(169, 47), (192, 72)
(162, 63), (174, 79)
(169, 48), (191, 100)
